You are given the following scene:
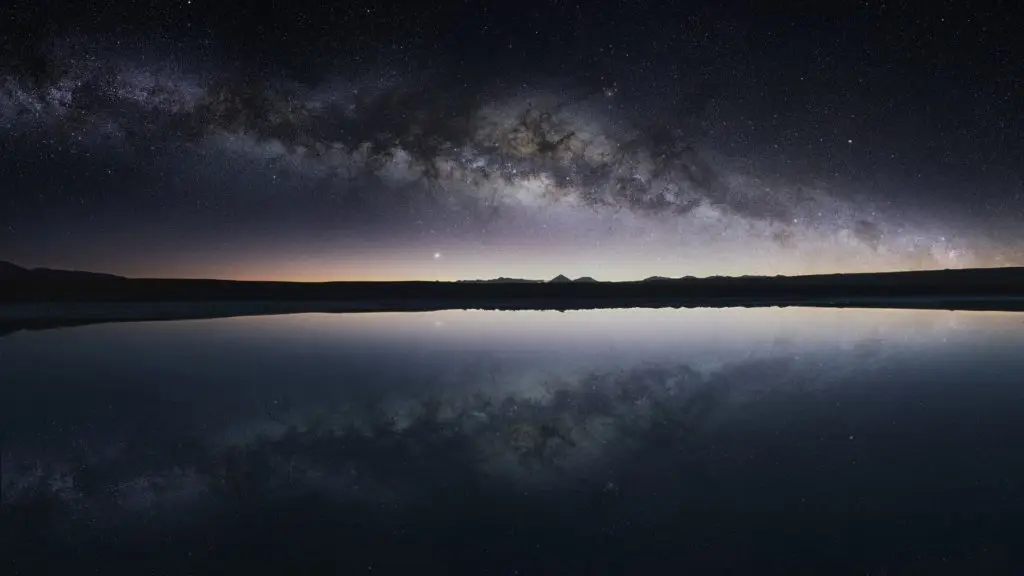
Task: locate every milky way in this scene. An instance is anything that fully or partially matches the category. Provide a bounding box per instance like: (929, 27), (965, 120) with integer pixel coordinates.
(1, 35), (1021, 279)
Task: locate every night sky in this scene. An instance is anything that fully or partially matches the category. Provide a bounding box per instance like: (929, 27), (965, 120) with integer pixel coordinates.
(2, 0), (1021, 281)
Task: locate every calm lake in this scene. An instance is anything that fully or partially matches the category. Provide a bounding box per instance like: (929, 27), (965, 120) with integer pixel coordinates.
(3, 308), (1023, 573)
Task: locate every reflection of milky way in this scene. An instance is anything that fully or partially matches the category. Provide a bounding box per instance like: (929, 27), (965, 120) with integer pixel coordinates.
(1, 363), (724, 516)
(4, 308), (1019, 526)
(3, 41), (1018, 277)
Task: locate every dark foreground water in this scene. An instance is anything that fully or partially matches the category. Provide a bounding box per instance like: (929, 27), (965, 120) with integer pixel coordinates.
(2, 308), (1023, 574)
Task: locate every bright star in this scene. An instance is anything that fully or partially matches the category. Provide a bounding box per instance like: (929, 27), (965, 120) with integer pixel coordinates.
(433, 252), (442, 259)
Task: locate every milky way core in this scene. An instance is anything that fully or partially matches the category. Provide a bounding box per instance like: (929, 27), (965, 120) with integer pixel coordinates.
(2, 12), (1021, 280)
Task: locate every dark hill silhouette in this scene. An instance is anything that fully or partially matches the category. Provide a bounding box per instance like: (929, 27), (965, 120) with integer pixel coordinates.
(0, 261), (124, 282)
(548, 274), (572, 283)
(0, 261), (28, 279)
(574, 276), (598, 283)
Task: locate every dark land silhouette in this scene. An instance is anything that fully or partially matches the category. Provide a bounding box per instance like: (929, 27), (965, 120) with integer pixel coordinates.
(1, 261), (1022, 334)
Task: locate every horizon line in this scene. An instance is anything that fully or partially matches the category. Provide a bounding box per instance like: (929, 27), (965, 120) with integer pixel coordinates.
(4, 260), (1023, 284)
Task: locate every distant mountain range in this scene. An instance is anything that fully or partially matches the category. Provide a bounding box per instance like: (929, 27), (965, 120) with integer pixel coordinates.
(0, 262), (678, 284)
(3, 261), (1024, 289)
(459, 275), (601, 284)
(1, 262), (1023, 320)
(456, 277), (543, 284)
(0, 263), (602, 285)
(1, 260), (1023, 306)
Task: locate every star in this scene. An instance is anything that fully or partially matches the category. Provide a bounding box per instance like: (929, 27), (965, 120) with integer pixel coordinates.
(433, 252), (442, 260)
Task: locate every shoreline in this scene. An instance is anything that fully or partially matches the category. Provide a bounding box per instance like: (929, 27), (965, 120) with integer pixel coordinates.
(1, 296), (1022, 335)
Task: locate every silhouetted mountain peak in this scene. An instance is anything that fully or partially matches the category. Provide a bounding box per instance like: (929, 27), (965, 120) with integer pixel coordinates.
(0, 261), (29, 279)
(548, 274), (572, 283)
(0, 262), (124, 281)
(574, 276), (598, 283)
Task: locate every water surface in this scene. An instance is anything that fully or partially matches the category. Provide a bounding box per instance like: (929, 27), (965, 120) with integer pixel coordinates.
(3, 308), (1023, 573)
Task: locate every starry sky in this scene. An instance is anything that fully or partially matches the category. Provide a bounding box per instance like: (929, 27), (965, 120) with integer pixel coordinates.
(1, 0), (1022, 281)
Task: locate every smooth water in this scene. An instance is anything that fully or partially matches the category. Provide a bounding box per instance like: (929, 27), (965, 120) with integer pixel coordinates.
(3, 308), (1023, 573)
